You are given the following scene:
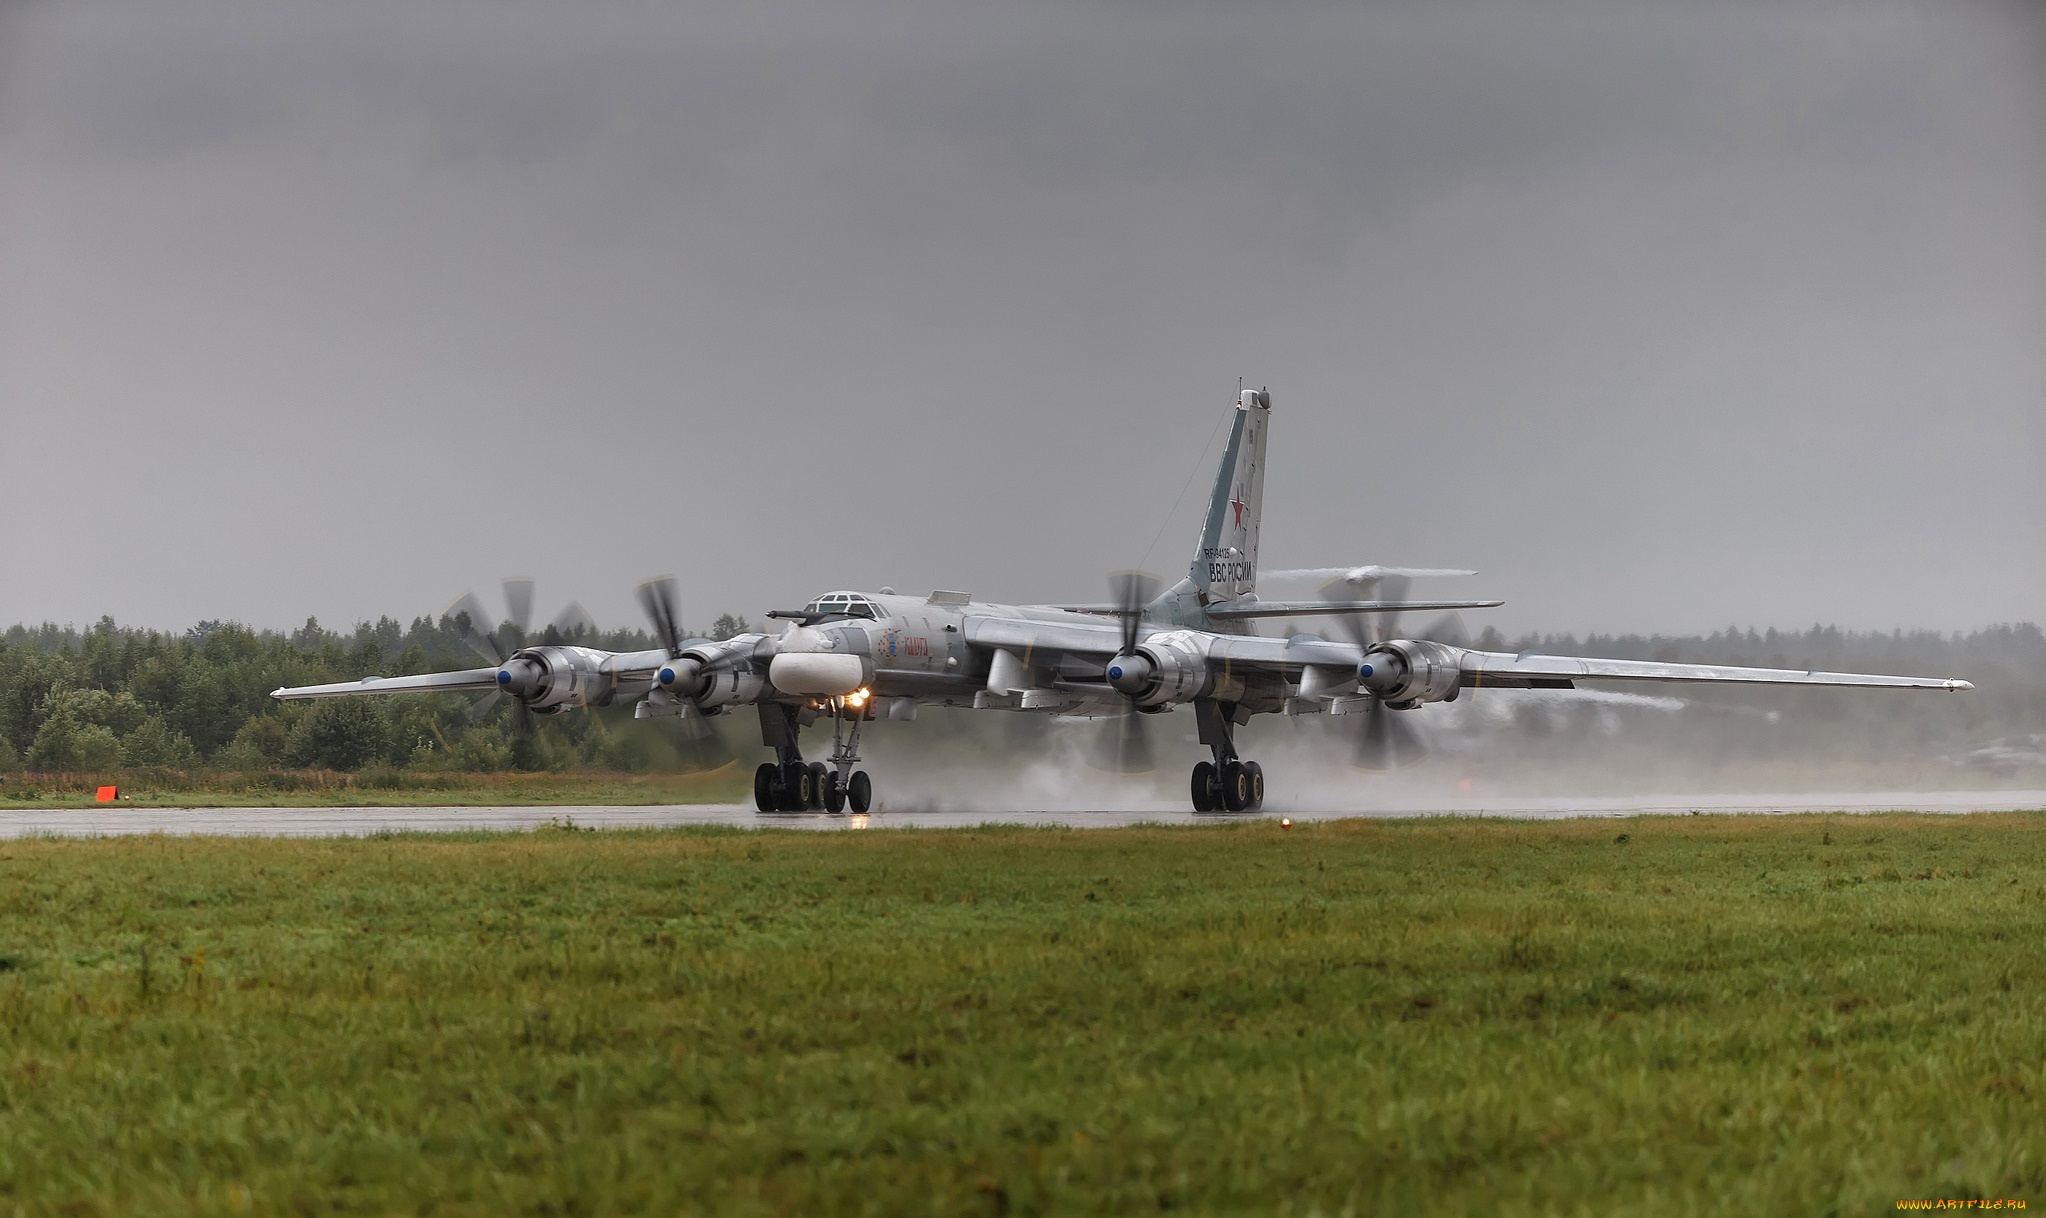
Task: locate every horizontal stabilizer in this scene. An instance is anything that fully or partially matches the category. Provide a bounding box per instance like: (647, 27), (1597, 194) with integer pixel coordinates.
(1205, 599), (1505, 619)
(1264, 566), (1477, 582)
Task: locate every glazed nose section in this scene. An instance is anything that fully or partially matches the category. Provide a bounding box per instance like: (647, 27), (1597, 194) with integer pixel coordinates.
(1106, 654), (1153, 695)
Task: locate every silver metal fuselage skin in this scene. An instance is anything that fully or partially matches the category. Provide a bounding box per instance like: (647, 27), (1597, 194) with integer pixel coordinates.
(772, 582), (1269, 713)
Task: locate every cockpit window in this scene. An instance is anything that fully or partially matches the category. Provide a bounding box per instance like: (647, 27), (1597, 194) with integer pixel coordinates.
(801, 591), (878, 621)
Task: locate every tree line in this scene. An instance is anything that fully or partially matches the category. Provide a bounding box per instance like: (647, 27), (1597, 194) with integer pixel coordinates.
(0, 610), (749, 775)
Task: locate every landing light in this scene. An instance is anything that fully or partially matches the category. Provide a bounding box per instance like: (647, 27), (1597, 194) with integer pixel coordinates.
(847, 687), (871, 709)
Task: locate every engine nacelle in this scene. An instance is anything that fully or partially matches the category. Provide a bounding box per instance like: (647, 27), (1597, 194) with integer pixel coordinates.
(496, 646), (612, 713)
(655, 639), (770, 708)
(1357, 639), (1463, 708)
(1106, 630), (1214, 708)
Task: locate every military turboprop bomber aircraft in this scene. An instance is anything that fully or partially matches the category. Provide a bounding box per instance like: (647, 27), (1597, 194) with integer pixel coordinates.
(275, 389), (1972, 813)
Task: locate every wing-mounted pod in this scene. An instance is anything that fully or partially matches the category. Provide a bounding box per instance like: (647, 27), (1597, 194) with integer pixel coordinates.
(1357, 639), (1464, 709)
(1105, 629), (1217, 708)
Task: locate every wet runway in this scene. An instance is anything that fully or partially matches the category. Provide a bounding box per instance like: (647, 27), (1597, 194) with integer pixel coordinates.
(1, 790), (2041, 837)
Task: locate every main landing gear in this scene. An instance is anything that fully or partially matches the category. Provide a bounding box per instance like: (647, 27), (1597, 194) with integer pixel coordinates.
(1189, 699), (1264, 812)
(752, 700), (874, 814)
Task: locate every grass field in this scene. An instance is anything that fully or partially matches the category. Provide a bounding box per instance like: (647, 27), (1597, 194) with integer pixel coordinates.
(0, 767), (753, 808)
(2, 814), (2043, 1215)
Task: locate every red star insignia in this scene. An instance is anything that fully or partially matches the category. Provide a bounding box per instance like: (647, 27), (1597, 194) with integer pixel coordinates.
(1230, 494), (1245, 526)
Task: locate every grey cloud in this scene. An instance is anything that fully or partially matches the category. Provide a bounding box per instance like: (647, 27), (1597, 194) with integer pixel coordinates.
(0, 0), (2040, 637)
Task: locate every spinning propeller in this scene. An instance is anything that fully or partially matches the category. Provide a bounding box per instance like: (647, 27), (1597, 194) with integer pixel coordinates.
(635, 575), (733, 771)
(1090, 570), (1161, 773)
(442, 578), (596, 723)
(1314, 572), (1449, 771)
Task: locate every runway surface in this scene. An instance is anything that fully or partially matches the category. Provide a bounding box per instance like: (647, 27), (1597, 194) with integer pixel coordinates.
(1, 791), (2041, 837)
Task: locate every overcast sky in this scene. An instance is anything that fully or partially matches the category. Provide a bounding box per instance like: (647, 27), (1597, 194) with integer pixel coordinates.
(2, 0), (2040, 638)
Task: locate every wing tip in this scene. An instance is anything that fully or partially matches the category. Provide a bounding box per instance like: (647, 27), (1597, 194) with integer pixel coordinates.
(1949, 679), (1975, 692)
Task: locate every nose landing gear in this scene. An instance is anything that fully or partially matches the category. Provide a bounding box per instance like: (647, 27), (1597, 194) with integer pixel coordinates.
(750, 700), (875, 814)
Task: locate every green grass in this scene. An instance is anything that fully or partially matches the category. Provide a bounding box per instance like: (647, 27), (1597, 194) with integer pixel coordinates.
(0, 766), (752, 808)
(2, 815), (2044, 1215)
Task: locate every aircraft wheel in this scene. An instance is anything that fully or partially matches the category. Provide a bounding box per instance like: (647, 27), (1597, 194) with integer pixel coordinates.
(1220, 760), (1249, 812)
(823, 770), (846, 814)
(1190, 761), (1216, 812)
(781, 760), (809, 812)
(847, 770), (873, 814)
(753, 762), (778, 812)
(807, 762), (829, 811)
(1245, 761), (1265, 810)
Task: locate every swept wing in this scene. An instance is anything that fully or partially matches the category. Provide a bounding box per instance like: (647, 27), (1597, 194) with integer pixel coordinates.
(272, 667), (502, 700)
(1454, 650), (1971, 692)
(958, 611), (1969, 692)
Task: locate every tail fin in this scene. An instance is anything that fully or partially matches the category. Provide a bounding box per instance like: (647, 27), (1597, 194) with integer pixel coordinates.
(1189, 389), (1271, 604)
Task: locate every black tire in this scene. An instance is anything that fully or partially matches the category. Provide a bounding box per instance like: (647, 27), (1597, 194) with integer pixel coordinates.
(1191, 761), (1216, 812)
(1245, 761), (1265, 810)
(823, 770), (846, 814)
(1221, 759), (1249, 812)
(847, 770), (873, 814)
(781, 761), (808, 812)
(807, 762), (829, 811)
(753, 762), (777, 812)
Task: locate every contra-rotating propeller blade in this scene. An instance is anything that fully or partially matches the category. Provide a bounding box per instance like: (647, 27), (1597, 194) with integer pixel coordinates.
(1419, 611), (1470, 648)
(1108, 570), (1160, 654)
(1316, 577), (1377, 649)
(1354, 699), (1428, 771)
(1374, 574), (1410, 643)
(631, 577), (734, 772)
(670, 703), (736, 772)
(503, 577), (536, 637)
(1088, 570), (1163, 773)
(635, 575), (685, 657)
(1316, 576), (1432, 771)
(546, 600), (597, 640)
(1089, 704), (1157, 774)
(443, 590), (507, 665)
